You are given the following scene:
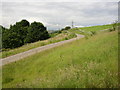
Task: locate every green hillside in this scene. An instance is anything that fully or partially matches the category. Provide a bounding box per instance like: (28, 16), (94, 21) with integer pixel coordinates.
(2, 23), (118, 58)
(2, 31), (76, 58)
(69, 24), (119, 34)
(3, 30), (118, 88)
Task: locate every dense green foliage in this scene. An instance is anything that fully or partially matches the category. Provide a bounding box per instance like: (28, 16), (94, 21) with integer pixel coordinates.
(0, 25), (3, 49)
(2, 31), (76, 58)
(64, 26), (71, 30)
(61, 26), (71, 31)
(2, 20), (49, 49)
(25, 22), (49, 43)
(3, 31), (118, 88)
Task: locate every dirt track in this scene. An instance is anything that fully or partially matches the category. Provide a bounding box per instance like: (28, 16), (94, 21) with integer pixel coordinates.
(1, 34), (85, 66)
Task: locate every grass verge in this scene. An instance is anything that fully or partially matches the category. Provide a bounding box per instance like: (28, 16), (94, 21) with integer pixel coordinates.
(2, 31), (76, 58)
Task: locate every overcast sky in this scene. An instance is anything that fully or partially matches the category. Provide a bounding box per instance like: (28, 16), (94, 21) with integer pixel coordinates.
(1, 0), (119, 30)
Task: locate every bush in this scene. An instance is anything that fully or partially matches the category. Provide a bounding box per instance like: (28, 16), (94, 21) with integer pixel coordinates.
(109, 28), (114, 32)
(90, 31), (96, 35)
(65, 37), (68, 40)
(61, 26), (71, 31)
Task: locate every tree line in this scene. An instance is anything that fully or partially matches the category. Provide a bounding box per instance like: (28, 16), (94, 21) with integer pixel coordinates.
(1, 19), (50, 49)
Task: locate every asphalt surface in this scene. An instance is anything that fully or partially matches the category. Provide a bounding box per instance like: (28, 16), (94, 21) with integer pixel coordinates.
(1, 34), (85, 66)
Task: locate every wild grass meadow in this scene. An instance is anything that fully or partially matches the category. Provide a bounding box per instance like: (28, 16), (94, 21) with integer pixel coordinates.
(2, 30), (118, 88)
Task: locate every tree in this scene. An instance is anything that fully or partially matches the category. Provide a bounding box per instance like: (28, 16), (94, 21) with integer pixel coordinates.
(25, 21), (49, 43)
(2, 20), (30, 49)
(10, 19), (30, 45)
(0, 25), (6, 49)
(2, 20), (50, 49)
(64, 26), (71, 30)
(61, 26), (71, 31)
(112, 20), (118, 31)
(2, 31), (22, 49)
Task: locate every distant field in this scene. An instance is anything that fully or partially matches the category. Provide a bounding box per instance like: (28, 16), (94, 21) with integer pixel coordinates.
(3, 30), (118, 88)
(79, 24), (113, 31)
(69, 24), (115, 34)
(2, 31), (76, 58)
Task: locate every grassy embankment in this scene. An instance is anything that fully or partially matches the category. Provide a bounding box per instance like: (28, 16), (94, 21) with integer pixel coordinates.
(69, 24), (114, 39)
(3, 30), (118, 88)
(2, 24), (118, 58)
(2, 31), (76, 58)
(69, 24), (112, 34)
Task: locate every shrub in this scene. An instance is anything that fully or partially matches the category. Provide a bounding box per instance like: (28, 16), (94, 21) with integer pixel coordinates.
(90, 31), (96, 35)
(109, 28), (114, 32)
(65, 37), (68, 40)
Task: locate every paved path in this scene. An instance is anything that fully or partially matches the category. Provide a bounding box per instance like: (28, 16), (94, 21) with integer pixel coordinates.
(1, 34), (85, 66)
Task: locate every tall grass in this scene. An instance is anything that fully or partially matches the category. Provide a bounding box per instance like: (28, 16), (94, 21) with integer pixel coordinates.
(2, 31), (118, 88)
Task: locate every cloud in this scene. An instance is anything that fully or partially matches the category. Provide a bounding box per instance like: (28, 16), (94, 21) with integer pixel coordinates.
(1, 2), (118, 30)
(2, 0), (120, 2)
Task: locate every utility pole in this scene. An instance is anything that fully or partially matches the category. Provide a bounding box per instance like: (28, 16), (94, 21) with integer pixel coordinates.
(72, 21), (74, 28)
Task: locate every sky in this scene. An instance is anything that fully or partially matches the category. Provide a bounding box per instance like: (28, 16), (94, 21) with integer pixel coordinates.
(0, 0), (119, 30)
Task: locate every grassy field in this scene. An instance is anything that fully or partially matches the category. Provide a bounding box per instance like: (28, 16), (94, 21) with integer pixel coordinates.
(69, 23), (119, 39)
(77, 24), (113, 31)
(2, 31), (76, 58)
(2, 30), (118, 88)
(71, 24), (112, 32)
(69, 24), (115, 40)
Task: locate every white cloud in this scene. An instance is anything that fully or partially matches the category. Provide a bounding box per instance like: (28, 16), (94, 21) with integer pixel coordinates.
(1, 2), (118, 30)
(2, 0), (120, 2)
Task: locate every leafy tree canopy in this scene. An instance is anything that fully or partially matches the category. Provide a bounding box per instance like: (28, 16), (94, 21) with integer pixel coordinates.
(2, 20), (50, 49)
